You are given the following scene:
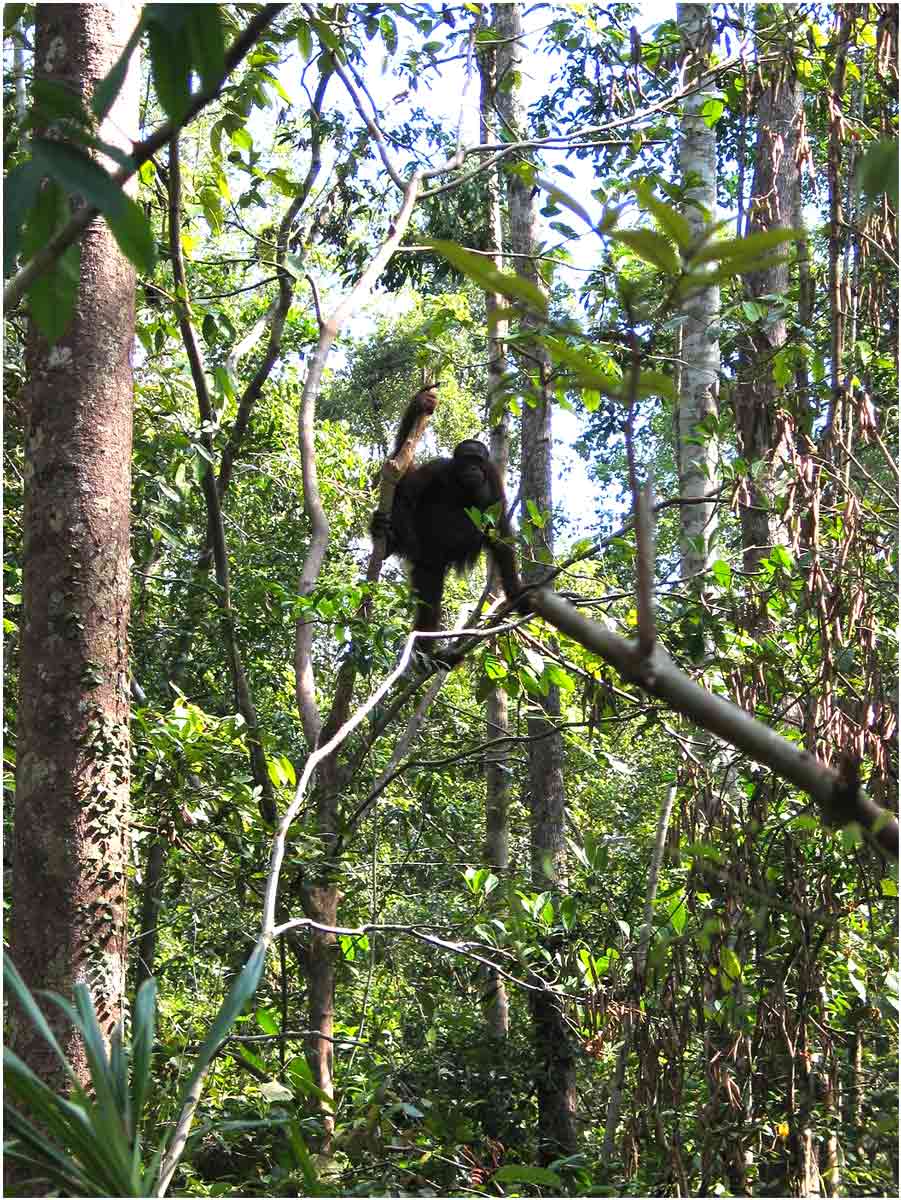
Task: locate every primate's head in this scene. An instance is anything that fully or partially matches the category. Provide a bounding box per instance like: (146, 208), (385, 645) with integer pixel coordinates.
(453, 439), (494, 502)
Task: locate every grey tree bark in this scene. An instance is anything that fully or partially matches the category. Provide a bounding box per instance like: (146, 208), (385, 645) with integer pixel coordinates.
(735, 15), (803, 575)
(677, 2), (721, 582)
(10, 1), (139, 1090)
(495, 0), (577, 1164)
(478, 27), (510, 1044)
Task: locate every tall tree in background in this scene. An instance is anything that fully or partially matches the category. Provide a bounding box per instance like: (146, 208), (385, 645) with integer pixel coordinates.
(10, 1), (138, 1090)
(496, 0), (577, 1163)
(676, 2), (721, 583)
(735, 7), (803, 576)
(477, 23), (511, 1046)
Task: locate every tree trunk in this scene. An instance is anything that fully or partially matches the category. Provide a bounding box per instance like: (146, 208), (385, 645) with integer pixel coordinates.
(677, 2), (721, 582)
(495, 0), (577, 1164)
(135, 834), (166, 991)
(735, 12), (803, 574)
(478, 17), (510, 1047)
(301, 883), (341, 1150)
(10, 1), (138, 1090)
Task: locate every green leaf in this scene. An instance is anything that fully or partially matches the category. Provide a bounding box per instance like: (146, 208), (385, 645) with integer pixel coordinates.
(3, 159), (43, 276)
(710, 559), (732, 588)
(544, 663), (575, 692)
(28, 138), (155, 273)
(145, 10), (192, 121)
(285, 1052), (335, 1110)
(691, 227), (800, 264)
(423, 239), (547, 313)
(286, 1118), (318, 1191)
(677, 254), (789, 293)
(611, 227), (680, 274)
(669, 896), (687, 935)
(185, 5), (226, 91)
(28, 243), (80, 343)
(856, 139), (899, 206)
(31, 137), (122, 210)
(2, 1087), (100, 1195)
(256, 1007), (280, 1035)
(3, 956), (75, 1081)
(64, 987), (134, 1176)
(297, 24), (314, 61)
(177, 943), (266, 1105)
(31, 79), (92, 126)
(379, 13), (398, 53)
(231, 127), (253, 153)
(106, 196), (157, 275)
(636, 184), (693, 248)
(130, 978), (157, 1134)
(3, 5), (26, 35)
(700, 97), (725, 126)
(541, 337), (624, 396)
(768, 544), (793, 570)
(494, 1164), (563, 1187)
(21, 178), (81, 343)
(719, 945), (742, 982)
(536, 174), (592, 226)
(92, 18), (144, 120)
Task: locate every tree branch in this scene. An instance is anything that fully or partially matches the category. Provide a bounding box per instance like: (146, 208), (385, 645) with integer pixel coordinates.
(4, 5), (286, 310)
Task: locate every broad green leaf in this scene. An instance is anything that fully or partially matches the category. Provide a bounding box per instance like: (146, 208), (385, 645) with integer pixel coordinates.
(3, 956), (74, 1080)
(719, 945), (742, 981)
(544, 663), (575, 692)
(313, 18), (341, 53)
(145, 11), (192, 121)
(92, 18), (144, 120)
(297, 24), (314, 61)
(3, 159), (43, 276)
(494, 1164), (563, 1187)
(236, 1044), (267, 1073)
(286, 1119), (318, 1191)
(177, 943), (267, 1104)
(536, 174), (593, 226)
(611, 227), (680, 274)
(379, 13), (398, 53)
(542, 337), (674, 401)
(636, 184), (692, 248)
(423, 239), (546, 312)
(31, 79), (92, 125)
(256, 1006), (280, 1035)
(106, 196), (157, 275)
(856, 139), (899, 206)
(701, 97), (725, 126)
(3, 5), (26, 35)
(692, 227), (800, 264)
(677, 254), (789, 293)
(28, 241), (78, 343)
(286, 1051), (335, 1109)
(710, 559), (732, 588)
(185, 4), (226, 90)
(21, 178), (81, 342)
(129, 978), (156, 1133)
(29, 138), (155, 273)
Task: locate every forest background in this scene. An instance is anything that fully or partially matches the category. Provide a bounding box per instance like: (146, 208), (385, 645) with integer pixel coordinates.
(3, 3), (899, 1198)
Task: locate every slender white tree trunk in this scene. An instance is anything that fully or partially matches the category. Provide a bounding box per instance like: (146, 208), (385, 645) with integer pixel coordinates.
(677, 2), (721, 582)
